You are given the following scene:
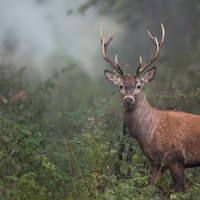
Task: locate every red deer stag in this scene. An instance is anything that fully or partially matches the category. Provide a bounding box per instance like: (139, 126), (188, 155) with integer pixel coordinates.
(100, 24), (200, 193)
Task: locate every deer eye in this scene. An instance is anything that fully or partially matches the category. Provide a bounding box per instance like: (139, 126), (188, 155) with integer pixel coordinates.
(137, 85), (141, 89)
(120, 85), (123, 89)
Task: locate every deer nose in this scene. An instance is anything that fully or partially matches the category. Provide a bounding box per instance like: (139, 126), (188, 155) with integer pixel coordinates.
(124, 97), (133, 104)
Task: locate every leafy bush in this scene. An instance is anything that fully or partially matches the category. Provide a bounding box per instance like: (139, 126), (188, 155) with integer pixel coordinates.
(1, 63), (200, 199)
(0, 98), (67, 199)
(62, 82), (200, 199)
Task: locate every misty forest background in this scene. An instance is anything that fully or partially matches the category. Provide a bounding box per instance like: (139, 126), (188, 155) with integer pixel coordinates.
(1, 0), (200, 199)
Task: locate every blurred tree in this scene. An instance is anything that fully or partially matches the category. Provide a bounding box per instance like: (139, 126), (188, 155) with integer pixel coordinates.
(78, 0), (200, 49)
(78, 0), (145, 27)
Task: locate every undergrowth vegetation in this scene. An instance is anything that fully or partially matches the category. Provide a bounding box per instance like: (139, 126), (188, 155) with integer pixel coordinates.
(0, 65), (200, 199)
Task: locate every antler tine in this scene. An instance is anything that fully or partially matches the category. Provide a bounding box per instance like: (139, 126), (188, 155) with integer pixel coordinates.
(147, 24), (165, 48)
(138, 37), (159, 74)
(100, 27), (124, 76)
(137, 23), (165, 75)
(159, 23), (165, 48)
(115, 55), (124, 75)
(136, 56), (142, 75)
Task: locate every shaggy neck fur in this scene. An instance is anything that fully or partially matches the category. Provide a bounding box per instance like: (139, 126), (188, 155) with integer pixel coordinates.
(122, 91), (161, 143)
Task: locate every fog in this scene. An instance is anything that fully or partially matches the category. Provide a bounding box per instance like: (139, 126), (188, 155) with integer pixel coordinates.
(1, 0), (199, 81)
(0, 0), (125, 76)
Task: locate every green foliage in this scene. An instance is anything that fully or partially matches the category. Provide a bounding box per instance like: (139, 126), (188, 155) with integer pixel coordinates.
(1, 62), (200, 199)
(2, 1), (200, 198)
(145, 81), (200, 112)
(0, 99), (66, 199)
(62, 82), (200, 199)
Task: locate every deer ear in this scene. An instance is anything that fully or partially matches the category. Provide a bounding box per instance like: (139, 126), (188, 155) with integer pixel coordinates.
(104, 70), (120, 85)
(142, 67), (156, 83)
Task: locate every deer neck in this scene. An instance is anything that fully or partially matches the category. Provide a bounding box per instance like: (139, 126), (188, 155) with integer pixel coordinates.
(122, 91), (158, 142)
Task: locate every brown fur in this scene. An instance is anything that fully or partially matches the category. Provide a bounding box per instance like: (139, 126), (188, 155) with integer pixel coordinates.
(102, 24), (193, 193)
(105, 72), (200, 193)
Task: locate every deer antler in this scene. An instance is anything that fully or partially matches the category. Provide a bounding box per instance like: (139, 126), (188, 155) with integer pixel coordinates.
(100, 27), (124, 76)
(136, 23), (165, 75)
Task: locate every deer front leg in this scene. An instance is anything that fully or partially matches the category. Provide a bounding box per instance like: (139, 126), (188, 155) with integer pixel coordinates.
(148, 164), (165, 187)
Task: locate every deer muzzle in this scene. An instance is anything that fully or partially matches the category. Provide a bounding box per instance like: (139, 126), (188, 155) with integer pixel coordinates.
(124, 96), (135, 105)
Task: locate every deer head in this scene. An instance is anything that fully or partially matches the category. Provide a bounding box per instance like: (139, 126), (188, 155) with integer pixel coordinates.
(100, 24), (165, 108)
